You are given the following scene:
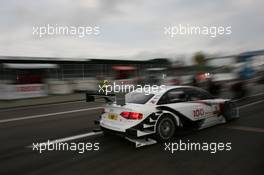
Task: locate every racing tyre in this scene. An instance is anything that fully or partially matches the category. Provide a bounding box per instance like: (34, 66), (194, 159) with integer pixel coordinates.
(155, 114), (176, 142)
(223, 101), (238, 121)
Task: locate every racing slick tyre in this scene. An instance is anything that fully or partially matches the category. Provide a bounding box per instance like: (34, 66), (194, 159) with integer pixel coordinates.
(223, 101), (238, 121)
(155, 114), (176, 142)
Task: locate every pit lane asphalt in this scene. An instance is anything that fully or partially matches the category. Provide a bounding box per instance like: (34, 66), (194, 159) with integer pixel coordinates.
(0, 97), (263, 175)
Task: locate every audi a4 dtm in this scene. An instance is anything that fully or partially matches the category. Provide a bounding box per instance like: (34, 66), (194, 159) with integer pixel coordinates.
(86, 86), (239, 147)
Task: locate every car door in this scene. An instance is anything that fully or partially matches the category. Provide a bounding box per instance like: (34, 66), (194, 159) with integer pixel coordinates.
(157, 88), (200, 121)
(184, 88), (217, 120)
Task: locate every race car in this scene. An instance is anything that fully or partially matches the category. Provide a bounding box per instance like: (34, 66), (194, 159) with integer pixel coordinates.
(87, 86), (239, 147)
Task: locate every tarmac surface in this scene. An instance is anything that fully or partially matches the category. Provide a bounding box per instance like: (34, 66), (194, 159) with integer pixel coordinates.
(0, 93), (263, 175)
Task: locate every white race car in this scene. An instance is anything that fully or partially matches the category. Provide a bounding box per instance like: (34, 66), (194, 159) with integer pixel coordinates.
(87, 86), (239, 147)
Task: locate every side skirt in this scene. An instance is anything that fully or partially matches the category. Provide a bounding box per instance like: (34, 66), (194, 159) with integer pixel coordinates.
(198, 116), (226, 130)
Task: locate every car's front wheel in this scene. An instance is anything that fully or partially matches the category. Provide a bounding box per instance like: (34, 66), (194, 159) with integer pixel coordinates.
(155, 114), (176, 142)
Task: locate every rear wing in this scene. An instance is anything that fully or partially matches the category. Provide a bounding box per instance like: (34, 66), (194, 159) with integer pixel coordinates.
(86, 92), (126, 106)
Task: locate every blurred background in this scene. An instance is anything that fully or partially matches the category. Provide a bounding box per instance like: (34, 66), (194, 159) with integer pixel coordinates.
(0, 50), (264, 107)
(0, 0), (263, 108)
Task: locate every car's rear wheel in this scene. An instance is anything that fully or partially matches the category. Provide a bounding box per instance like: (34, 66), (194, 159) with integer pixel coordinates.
(155, 114), (176, 142)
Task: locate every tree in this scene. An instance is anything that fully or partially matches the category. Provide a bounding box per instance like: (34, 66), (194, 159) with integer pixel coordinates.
(193, 52), (207, 66)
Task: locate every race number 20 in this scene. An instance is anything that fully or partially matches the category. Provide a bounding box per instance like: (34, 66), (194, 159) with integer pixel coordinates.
(193, 109), (205, 118)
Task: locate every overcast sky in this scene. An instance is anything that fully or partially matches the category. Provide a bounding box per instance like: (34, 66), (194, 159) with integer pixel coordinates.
(0, 0), (263, 62)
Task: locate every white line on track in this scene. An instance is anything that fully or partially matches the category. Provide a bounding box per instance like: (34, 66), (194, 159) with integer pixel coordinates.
(28, 131), (103, 148)
(238, 99), (264, 109)
(225, 126), (264, 133)
(23, 96), (264, 148)
(2, 97), (264, 124)
(0, 100), (85, 112)
(0, 107), (102, 124)
(233, 92), (264, 102)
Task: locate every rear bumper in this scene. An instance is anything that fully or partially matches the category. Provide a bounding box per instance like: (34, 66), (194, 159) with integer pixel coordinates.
(98, 112), (157, 138)
(101, 126), (139, 139)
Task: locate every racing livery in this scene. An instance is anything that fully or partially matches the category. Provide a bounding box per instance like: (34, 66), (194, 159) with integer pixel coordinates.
(87, 86), (239, 147)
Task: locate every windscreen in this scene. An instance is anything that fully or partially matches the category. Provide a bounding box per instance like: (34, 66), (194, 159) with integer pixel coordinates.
(125, 92), (154, 104)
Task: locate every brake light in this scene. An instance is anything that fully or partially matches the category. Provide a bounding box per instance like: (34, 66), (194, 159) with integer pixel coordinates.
(129, 112), (143, 120)
(120, 111), (130, 118)
(120, 111), (143, 120)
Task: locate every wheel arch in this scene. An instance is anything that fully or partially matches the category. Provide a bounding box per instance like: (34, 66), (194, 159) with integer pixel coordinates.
(156, 105), (196, 127)
(155, 109), (181, 130)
